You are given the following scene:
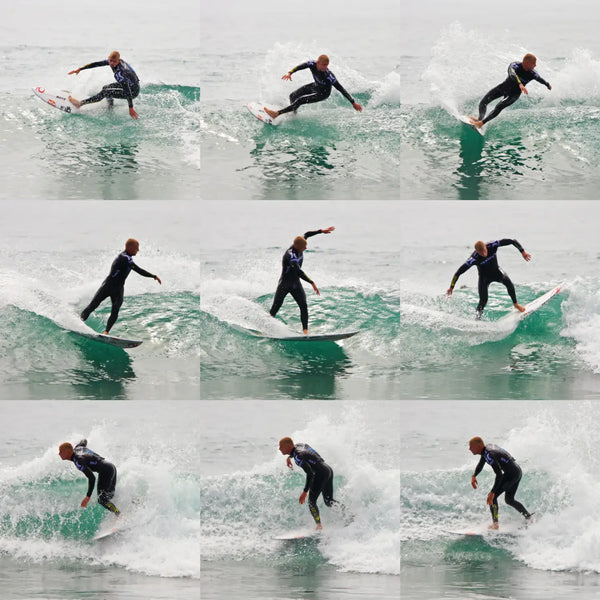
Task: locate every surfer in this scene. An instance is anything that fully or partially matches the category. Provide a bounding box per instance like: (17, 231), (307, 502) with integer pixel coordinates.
(67, 51), (140, 119)
(80, 238), (161, 335)
(279, 437), (343, 530)
(446, 239), (531, 319)
(59, 440), (120, 515)
(270, 226), (334, 334)
(263, 55), (363, 121)
(468, 54), (551, 129)
(469, 437), (533, 529)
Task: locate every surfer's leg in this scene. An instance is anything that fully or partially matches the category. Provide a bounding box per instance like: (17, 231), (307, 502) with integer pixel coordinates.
(105, 288), (124, 334)
(308, 473), (326, 526)
(501, 469), (531, 517)
(278, 84), (330, 116)
(81, 285), (110, 321)
(476, 277), (491, 318)
(270, 283), (290, 318)
(478, 83), (505, 120)
(481, 89), (521, 125)
(97, 463), (120, 514)
(289, 83), (316, 105)
(289, 285), (309, 332)
(498, 270), (518, 304)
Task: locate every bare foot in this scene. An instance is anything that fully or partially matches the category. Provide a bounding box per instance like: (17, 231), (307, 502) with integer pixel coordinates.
(263, 107), (279, 120)
(103, 331), (109, 335)
(316, 523), (323, 531)
(488, 522), (499, 530)
(69, 96), (82, 108)
(514, 303), (526, 313)
(469, 118), (483, 129)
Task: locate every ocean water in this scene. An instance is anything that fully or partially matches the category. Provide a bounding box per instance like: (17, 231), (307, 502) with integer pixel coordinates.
(1, 0), (200, 200)
(200, 0), (400, 199)
(401, 0), (600, 199)
(0, 401), (200, 599)
(200, 202), (401, 399)
(0, 202), (200, 400)
(401, 400), (600, 600)
(400, 201), (600, 399)
(201, 401), (400, 599)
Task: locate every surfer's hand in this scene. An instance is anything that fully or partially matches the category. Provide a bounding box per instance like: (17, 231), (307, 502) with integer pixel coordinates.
(286, 457), (293, 470)
(522, 251), (531, 262)
(353, 102), (363, 112)
(68, 69), (81, 75)
(299, 491), (307, 505)
(81, 496), (90, 508)
(312, 282), (320, 296)
(129, 107), (139, 120)
(446, 288), (453, 297)
(282, 73), (292, 81)
(547, 83), (552, 91)
(487, 492), (495, 506)
(154, 275), (162, 284)
(322, 226), (335, 234)
(471, 476), (478, 489)
(520, 83), (528, 95)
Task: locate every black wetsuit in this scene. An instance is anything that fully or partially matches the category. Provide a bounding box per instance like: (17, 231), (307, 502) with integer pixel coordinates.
(473, 444), (531, 522)
(81, 250), (156, 333)
(291, 443), (338, 525)
(71, 440), (119, 514)
(478, 62), (551, 125)
(450, 239), (525, 317)
(79, 59), (140, 108)
(269, 230), (324, 330)
(278, 61), (356, 116)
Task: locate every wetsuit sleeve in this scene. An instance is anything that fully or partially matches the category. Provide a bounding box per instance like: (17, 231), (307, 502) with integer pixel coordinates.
(303, 230), (322, 240)
(298, 461), (315, 492)
(131, 262), (156, 278)
(332, 80), (355, 104)
(79, 60), (109, 71)
(532, 71), (551, 88)
(450, 260), (474, 289)
(497, 239), (525, 253)
(473, 456), (486, 477)
(289, 62), (311, 75)
(507, 63), (522, 85)
(81, 467), (96, 497)
(298, 270), (313, 284)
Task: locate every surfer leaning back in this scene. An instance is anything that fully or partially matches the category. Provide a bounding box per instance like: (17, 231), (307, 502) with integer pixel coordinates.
(68, 51), (140, 119)
(263, 54), (362, 121)
(469, 53), (551, 129)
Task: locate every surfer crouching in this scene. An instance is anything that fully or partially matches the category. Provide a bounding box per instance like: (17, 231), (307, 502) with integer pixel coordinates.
(59, 440), (120, 515)
(469, 53), (551, 129)
(469, 436), (533, 529)
(279, 437), (345, 530)
(446, 239), (531, 319)
(263, 55), (362, 120)
(67, 51), (140, 119)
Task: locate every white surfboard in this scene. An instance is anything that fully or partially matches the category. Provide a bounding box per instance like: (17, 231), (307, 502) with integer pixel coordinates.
(233, 325), (358, 342)
(497, 285), (561, 324)
(69, 329), (143, 349)
(273, 529), (321, 541)
(93, 524), (121, 541)
(458, 115), (485, 136)
(246, 102), (279, 126)
(33, 87), (78, 114)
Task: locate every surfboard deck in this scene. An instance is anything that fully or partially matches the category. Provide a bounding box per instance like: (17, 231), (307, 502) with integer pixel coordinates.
(69, 329), (143, 349)
(93, 525), (120, 541)
(458, 115), (485, 136)
(33, 87), (78, 114)
(497, 285), (561, 324)
(273, 530), (321, 541)
(234, 325), (358, 342)
(246, 102), (279, 126)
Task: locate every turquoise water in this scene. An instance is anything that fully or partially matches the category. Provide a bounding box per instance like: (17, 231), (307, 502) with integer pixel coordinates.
(401, 401), (600, 599)
(201, 401), (400, 599)
(200, 0), (400, 199)
(200, 202), (401, 400)
(401, 1), (600, 199)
